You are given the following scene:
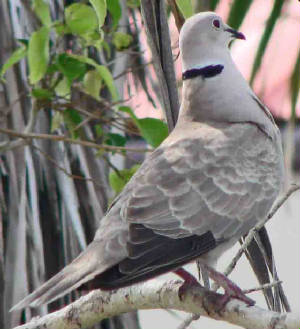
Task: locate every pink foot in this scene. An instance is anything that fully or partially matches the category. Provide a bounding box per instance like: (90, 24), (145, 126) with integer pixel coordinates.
(173, 268), (200, 300)
(203, 264), (255, 307)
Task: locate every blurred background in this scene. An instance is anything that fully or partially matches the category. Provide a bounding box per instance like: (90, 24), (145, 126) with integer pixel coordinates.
(0, 0), (299, 328)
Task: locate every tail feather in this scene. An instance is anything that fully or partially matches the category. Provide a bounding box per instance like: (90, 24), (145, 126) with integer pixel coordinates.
(10, 241), (122, 311)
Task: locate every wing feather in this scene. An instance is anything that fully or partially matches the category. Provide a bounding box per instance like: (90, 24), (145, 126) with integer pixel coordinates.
(92, 122), (283, 289)
(115, 123), (282, 242)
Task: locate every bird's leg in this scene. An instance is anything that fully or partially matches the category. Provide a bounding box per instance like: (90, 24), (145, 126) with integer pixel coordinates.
(202, 264), (255, 307)
(173, 268), (201, 300)
(173, 268), (199, 285)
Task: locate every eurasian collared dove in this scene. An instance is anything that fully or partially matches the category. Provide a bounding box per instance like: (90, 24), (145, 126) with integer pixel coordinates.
(11, 11), (284, 311)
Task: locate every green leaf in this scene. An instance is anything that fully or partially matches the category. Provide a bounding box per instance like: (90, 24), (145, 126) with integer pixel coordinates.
(65, 3), (98, 35)
(0, 46), (27, 78)
(290, 50), (300, 120)
(83, 69), (102, 100)
(81, 31), (104, 50)
(55, 76), (71, 97)
(28, 26), (50, 84)
(57, 53), (86, 83)
(63, 108), (83, 139)
(69, 54), (119, 101)
(250, 0), (284, 85)
(113, 32), (133, 51)
(107, 0), (122, 28)
(119, 106), (168, 147)
(32, 88), (53, 99)
(53, 21), (66, 35)
(175, 0), (193, 19)
(227, 0), (253, 30)
(17, 39), (29, 47)
(89, 0), (107, 29)
(105, 133), (126, 147)
(119, 106), (138, 120)
(109, 164), (140, 194)
(46, 63), (59, 75)
(67, 54), (98, 67)
(32, 0), (51, 27)
(96, 65), (119, 101)
(137, 118), (168, 147)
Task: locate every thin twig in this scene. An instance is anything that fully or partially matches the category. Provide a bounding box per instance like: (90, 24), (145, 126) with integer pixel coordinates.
(0, 100), (39, 151)
(243, 281), (283, 295)
(0, 127), (152, 154)
(32, 145), (103, 187)
(113, 60), (153, 80)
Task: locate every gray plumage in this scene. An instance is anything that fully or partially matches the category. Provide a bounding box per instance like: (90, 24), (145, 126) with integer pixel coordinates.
(11, 12), (284, 311)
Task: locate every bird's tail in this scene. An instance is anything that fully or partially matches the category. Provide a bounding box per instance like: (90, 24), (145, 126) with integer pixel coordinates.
(10, 241), (120, 311)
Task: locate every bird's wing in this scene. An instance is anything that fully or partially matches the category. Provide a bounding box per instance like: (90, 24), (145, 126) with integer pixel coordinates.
(121, 122), (281, 238)
(94, 122), (282, 287)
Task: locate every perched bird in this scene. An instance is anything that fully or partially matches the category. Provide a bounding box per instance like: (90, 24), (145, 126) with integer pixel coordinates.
(12, 12), (284, 311)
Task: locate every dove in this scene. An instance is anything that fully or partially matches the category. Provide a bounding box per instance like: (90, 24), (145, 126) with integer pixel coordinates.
(11, 11), (284, 311)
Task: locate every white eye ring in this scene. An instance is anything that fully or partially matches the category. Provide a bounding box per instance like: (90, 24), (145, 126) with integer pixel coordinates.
(212, 19), (221, 30)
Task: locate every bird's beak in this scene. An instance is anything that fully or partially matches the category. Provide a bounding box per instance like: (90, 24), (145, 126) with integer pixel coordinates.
(225, 28), (246, 40)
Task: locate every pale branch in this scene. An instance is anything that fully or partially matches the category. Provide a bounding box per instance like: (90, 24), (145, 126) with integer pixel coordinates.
(0, 128), (152, 154)
(223, 184), (300, 277)
(243, 281), (282, 295)
(12, 280), (300, 329)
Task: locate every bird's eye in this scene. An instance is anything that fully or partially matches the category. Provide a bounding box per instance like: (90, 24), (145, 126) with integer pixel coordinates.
(212, 19), (221, 29)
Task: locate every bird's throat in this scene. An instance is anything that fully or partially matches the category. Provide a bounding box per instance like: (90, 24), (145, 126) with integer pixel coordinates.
(182, 64), (224, 80)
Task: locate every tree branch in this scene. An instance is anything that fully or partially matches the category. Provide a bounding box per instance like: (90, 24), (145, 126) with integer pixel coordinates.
(12, 280), (299, 329)
(0, 128), (151, 154)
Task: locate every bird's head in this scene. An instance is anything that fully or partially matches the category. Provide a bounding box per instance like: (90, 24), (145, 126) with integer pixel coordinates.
(179, 12), (245, 71)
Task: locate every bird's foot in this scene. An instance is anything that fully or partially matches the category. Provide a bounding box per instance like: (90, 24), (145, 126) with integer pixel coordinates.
(174, 268), (201, 300)
(202, 264), (255, 308)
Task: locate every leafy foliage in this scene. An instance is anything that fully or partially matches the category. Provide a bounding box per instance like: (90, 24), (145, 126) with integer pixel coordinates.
(32, 0), (52, 27)
(109, 164), (140, 194)
(0, 0), (170, 216)
(119, 106), (168, 147)
(89, 0), (107, 28)
(65, 3), (98, 35)
(28, 27), (50, 84)
(175, 0), (193, 18)
(113, 32), (133, 51)
(0, 45), (27, 78)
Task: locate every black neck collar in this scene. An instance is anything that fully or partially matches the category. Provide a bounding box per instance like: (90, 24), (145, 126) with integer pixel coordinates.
(182, 64), (224, 80)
